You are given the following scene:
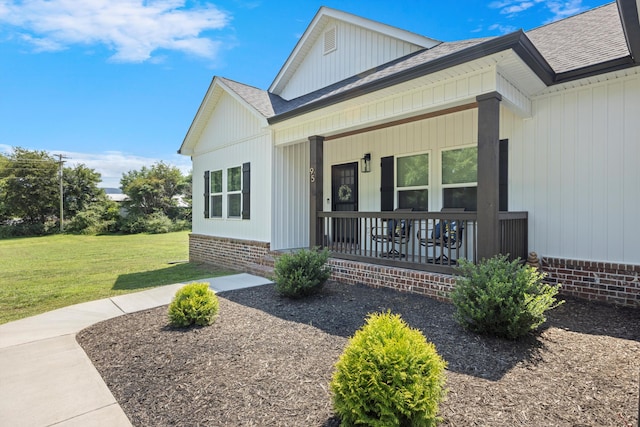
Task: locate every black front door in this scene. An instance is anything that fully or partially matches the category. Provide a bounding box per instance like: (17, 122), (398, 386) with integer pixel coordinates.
(331, 162), (358, 243)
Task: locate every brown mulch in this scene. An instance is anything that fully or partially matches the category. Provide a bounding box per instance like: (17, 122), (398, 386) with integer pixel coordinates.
(77, 281), (640, 427)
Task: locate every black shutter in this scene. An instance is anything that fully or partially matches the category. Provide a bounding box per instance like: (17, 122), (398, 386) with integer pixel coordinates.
(380, 156), (394, 211)
(203, 170), (210, 218)
(242, 162), (250, 219)
(499, 139), (508, 212)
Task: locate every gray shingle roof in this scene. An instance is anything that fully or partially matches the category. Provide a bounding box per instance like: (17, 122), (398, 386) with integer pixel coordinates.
(220, 38), (491, 119)
(526, 2), (629, 73)
(219, 2), (631, 119)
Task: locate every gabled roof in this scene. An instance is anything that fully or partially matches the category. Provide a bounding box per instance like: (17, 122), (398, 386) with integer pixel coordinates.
(269, 6), (441, 95)
(179, 77), (272, 155)
(180, 0), (640, 154)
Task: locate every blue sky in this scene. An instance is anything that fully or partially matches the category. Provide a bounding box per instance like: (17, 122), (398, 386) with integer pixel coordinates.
(0, 0), (611, 188)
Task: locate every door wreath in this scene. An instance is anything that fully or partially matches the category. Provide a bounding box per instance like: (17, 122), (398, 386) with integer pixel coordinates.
(338, 184), (352, 201)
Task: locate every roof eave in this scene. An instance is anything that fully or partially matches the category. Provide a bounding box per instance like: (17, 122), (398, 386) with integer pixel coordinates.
(268, 31), (554, 125)
(617, 0), (640, 62)
(555, 56), (636, 83)
(178, 76), (218, 156)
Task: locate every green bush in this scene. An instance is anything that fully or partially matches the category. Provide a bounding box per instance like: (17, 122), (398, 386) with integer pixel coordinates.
(66, 207), (112, 235)
(168, 283), (219, 327)
(451, 255), (563, 340)
(120, 212), (173, 234)
(273, 248), (331, 298)
(0, 221), (57, 238)
(330, 311), (447, 427)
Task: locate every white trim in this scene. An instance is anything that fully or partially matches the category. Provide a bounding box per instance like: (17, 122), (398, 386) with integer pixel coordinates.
(180, 77), (269, 156)
(269, 6), (440, 94)
(395, 150), (431, 210)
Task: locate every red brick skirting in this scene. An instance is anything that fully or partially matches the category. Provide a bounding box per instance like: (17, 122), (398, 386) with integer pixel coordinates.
(327, 258), (455, 302)
(542, 257), (640, 308)
(189, 234), (271, 272)
(189, 235), (639, 308)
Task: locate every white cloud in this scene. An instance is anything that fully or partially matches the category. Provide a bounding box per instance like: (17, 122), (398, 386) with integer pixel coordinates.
(0, 0), (231, 62)
(0, 145), (191, 188)
(60, 150), (192, 189)
(501, 2), (535, 14)
(487, 0), (586, 28)
(545, 0), (586, 22)
(488, 23), (518, 34)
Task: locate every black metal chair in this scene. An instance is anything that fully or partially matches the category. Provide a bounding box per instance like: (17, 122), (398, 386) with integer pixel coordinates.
(417, 208), (465, 264)
(372, 208), (413, 258)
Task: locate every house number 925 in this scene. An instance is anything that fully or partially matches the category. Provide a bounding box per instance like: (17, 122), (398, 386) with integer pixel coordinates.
(309, 167), (316, 183)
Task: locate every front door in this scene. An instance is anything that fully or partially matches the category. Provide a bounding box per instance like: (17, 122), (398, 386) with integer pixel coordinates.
(331, 162), (358, 244)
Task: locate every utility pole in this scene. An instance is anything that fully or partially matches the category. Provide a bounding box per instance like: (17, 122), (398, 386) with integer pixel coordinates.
(56, 154), (69, 232)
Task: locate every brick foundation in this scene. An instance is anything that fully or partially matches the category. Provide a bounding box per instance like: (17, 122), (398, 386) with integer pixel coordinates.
(189, 234), (639, 308)
(327, 258), (455, 302)
(189, 234), (271, 272)
(542, 257), (640, 308)
(189, 234), (457, 302)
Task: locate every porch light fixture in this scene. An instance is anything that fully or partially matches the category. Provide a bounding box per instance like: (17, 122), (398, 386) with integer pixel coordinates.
(361, 153), (371, 173)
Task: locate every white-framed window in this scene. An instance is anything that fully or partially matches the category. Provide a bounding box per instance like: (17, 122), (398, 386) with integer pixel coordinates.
(441, 146), (477, 211)
(210, 169), (223, 218)
(205, 163), (250, 220)
(396, 152), (429, 211)
(227, 166), (242, 218)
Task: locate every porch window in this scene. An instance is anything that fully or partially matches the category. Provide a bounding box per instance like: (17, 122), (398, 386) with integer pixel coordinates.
(210, 170), (223, 218)
(396, 153), (429, 211)
(227, 166), (242, 218)
(442, 146), (477, 211)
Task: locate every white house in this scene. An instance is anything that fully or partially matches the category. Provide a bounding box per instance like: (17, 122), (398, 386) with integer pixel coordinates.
(179, 0), (640, 307)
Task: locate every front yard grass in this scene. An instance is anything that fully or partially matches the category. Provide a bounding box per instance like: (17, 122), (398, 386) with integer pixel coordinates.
(0, 231), (234, 324)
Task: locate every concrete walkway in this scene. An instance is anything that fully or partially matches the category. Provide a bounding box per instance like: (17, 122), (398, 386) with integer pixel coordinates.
(0, 273), (272, 427)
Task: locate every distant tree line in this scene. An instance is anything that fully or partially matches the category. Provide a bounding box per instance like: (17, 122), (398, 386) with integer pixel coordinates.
(0, 147), (191, 237)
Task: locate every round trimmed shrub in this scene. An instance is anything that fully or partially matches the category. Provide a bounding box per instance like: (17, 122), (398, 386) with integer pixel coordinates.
(330, 311), (447, 427)
(451, 255), (564, 340)
(273, 248), (331, 298)
(168, 283), (219, 327)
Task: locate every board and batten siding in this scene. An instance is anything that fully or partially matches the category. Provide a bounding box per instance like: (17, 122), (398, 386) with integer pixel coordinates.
(503, 71), (640, 265)
(271, 142), (310, 250)
(193, 91), (265, 155)
(278, 18), (423, 101)
(273, 67), (497, 147)
(190, 90), (272, 242)
(192, 134), (272, 242)
(323, 108), (478, 213)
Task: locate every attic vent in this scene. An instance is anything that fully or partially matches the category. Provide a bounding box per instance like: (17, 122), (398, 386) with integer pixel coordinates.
(323, 26), (336, 54)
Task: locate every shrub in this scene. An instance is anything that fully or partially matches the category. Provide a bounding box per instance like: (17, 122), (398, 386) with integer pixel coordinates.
(0, 220), (57, 238)
(168, 283), (219, 327)
(330, 311), (447, 427)
(120, 212), (173, 234)
(451, 255), (563, 340)
(66, 207), (110, 235)
(273, 248), (331, 298)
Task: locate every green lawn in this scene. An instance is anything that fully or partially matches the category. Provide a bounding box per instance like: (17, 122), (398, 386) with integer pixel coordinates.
(0, 231), (235, 324)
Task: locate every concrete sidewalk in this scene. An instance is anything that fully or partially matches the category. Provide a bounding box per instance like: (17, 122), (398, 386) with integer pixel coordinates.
(0, 273), (272, 427)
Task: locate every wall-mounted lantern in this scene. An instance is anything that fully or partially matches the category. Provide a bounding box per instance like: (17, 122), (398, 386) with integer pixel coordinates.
(361, 153), (371, 173)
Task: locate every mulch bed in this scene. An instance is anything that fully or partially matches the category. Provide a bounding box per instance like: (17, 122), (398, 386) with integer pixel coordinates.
(77, 281), (640, 426)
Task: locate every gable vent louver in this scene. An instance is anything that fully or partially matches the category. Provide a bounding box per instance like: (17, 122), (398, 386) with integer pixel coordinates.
(324, 26), (336, 54)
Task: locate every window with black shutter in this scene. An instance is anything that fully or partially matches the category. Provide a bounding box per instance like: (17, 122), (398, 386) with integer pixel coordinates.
(203, 170), (210, 218)
(380, 156), (394, 211)
(242, 162), (250, 219)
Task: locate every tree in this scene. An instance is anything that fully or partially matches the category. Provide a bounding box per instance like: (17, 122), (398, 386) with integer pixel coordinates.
(63, 164), (105, 219)
(120, 162), (186, 218)
(0, 147), (58, 223)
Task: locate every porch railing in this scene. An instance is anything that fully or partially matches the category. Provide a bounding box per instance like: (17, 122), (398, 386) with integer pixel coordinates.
(315, 211), (528, 274)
